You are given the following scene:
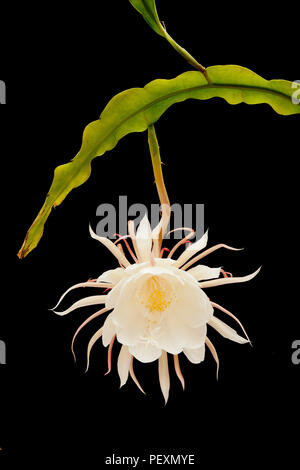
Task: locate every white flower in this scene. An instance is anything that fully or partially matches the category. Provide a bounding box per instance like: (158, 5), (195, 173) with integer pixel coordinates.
(53, 214), (260, 404)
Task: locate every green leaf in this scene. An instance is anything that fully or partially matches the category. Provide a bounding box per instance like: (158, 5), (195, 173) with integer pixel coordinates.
(18, 65), (300, 258)
(128, 0), (164, 37)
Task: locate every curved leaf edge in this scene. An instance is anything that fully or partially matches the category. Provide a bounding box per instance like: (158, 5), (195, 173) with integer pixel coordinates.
(18, 65), (299, 259)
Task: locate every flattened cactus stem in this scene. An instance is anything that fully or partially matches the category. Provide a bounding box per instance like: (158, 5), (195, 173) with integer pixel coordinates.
(163, 30), (212, 84)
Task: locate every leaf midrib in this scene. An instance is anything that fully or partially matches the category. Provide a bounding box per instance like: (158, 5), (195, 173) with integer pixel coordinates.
(82, 82), (291, 160)
(140, 0), (161, 33)
(51, 82), (292, 206)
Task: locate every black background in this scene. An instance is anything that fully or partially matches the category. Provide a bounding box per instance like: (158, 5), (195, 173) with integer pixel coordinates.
(1, 0), (299, 464)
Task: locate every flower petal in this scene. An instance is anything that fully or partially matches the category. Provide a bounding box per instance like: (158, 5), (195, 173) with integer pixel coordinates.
(187, 265), (221, 281)
(211, 301), (251, 343)
(129, 356), (146, 394)
(173, 230), (208, 267)
(106, 278), (148, 345)
(156, 307), (206, 353)
(105, 271), (143, 310)
(89, 225), (131, 267)
(128, 220), (140, 260)
(173, 281), (213, 327)
(52, 281), (112, 311)
(205, 337), (219, 380)
(152, 204), (171, 253)
(105, 278), (127, 310)
(151, 219), (162, 258)
(181, 244), (243, 271)
(102, 313), (117, 347)
(173, 354), (185, 390)
(129, 342), (162, 363)
(136, 214), (153, 262)
(97, 268), (125, 284)
(199, 267), (261, 288)
(183, 324), (207, 349)
(115, 323), (145, 346)
(104, 335), (116, 376)
(209, 316), (249, 344)
(53, 295), (107, 316)
(111, 305), (147, 345)
(72, 307), (109, 360)
(117, 345), (131, 387)
(157, 312), (188, 354)
(158, 351), (170, 405)
(167, 228), (195, 259)
(183, 345), (205, 364)
(85, 327), (103, 372)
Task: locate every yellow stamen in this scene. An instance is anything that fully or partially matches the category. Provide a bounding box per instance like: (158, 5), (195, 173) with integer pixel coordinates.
(141, 276), (172, 314)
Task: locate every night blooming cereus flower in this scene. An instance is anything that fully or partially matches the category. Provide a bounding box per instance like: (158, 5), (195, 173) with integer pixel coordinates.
(53, 214), (260, 403)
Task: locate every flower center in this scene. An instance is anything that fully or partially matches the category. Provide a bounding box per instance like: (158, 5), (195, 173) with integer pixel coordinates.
(140, 275), (173, 314)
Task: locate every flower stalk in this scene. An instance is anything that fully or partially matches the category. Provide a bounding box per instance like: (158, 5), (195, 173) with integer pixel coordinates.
(148, 124), (170, 208)
(148, 124), (171, 251)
